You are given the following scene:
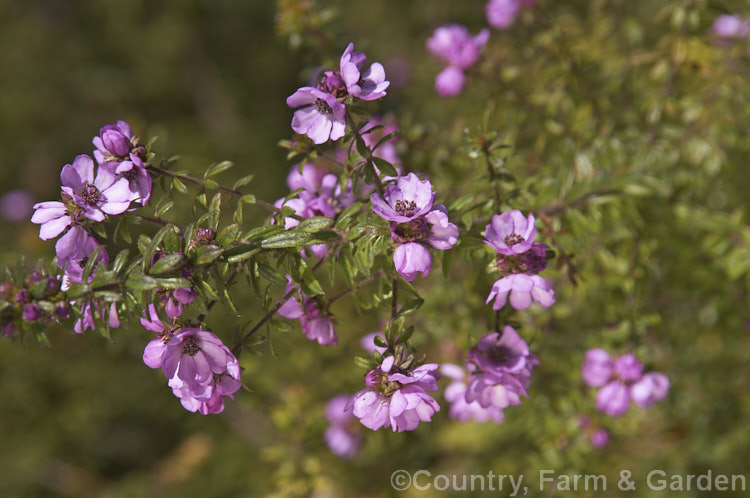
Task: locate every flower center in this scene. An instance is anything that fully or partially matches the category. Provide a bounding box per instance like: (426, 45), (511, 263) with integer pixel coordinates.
(392, 218), (428, 243)
(80, 184), (102, 205)
(504, 233), (524, 246)
(394, 199), (417, 215)
(182, 338), (200, 356)
(315, 98), (333, 114)
(489, 347), (510, 365)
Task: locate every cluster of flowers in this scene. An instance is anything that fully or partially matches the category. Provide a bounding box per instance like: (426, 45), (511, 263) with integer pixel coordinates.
(426, 1), (534, 97)
(443, 326), (538, 423)
(370, 173), (459, 281)
(0, 271), (66, 336)
(485, 210), (555, 310)
(582, 349), (670, 417)
(287, 43), (389, 144)
(29, 121), (152, 332)
(142, 305), (241, 414)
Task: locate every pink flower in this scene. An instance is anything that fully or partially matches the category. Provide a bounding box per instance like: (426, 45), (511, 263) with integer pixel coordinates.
(286, 88), (346, 144)
(339, 43), (389, 101)
(486, 273), (555, 310)
(348, 357), (441, 432)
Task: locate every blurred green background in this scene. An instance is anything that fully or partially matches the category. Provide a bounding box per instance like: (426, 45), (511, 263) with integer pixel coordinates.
(2, 0), (750, 497)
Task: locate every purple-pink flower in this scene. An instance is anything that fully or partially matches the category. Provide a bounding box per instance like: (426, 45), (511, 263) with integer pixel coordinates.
(371, 173), (458, 281)
(427, 25), (490, 70)
(143, 324), (241, 414)
(590, 428), (610, 448)
(56, 226), (108, 285)
(324, 395), (362, 459)
(93, 121), (151, 206)
(61, 155), (132, 221)
(278, 276), (338, 346)
(485, 0), (533, 29)
(463, 327), (538, 412)
(286, 88), (346, 145)
(426, 24), (489, 98)
(484, 210), (555, 310)
(486, 273), (555, 311)
(442, 364), (505, 424)
(339, 43), (390, 101)
(485, 210), (536, 255)
(712, 14), (750, 39)
(0, 189), (34, 222)
(347, 356), (441, 432)
(287, 43), (389, 143)
(434, 66), (466, 97)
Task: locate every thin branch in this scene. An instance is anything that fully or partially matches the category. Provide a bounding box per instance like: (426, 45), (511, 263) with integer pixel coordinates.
(150, 165), (304, 221)
(327, 270), (384, 305)
(230, 257), (328, 354)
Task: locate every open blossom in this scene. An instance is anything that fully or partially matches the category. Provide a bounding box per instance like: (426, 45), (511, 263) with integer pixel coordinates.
(442, 364), (504, 424)
(339, 43), (389, 101)
(347, 356), (440, 432)
(286, 87), (346, 144)
(324, 395), (362, 459)
(582, 349), (669, 417)
(61, 154), (132, 221)
(143, 325), (241, 414)
(485, 210), (536, 256)
(278, 276), (338, 346)
(464, 328), (538, 411)
(371, 173), (458, 281)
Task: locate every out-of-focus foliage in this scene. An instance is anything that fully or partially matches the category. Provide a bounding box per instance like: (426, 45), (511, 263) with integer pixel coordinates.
(1, 0), (750, 497)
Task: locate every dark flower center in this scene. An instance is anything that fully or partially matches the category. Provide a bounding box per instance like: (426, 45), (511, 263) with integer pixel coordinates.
(489, 346), (510, 364)
(394, 199), (417, 215)
(504, 233), (524, 246)
(80, 184), (102, 205)
(182, 338), (200, 356)
(392, 218), (429, 243)
(315, 98), (333, 114)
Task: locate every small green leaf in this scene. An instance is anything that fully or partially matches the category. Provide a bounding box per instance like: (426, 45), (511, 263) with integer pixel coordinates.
(205, 160), (234, 178)
(149, 254), (184, 275)
(233, 175), (254, 190)
(125, 275), (159, 291)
